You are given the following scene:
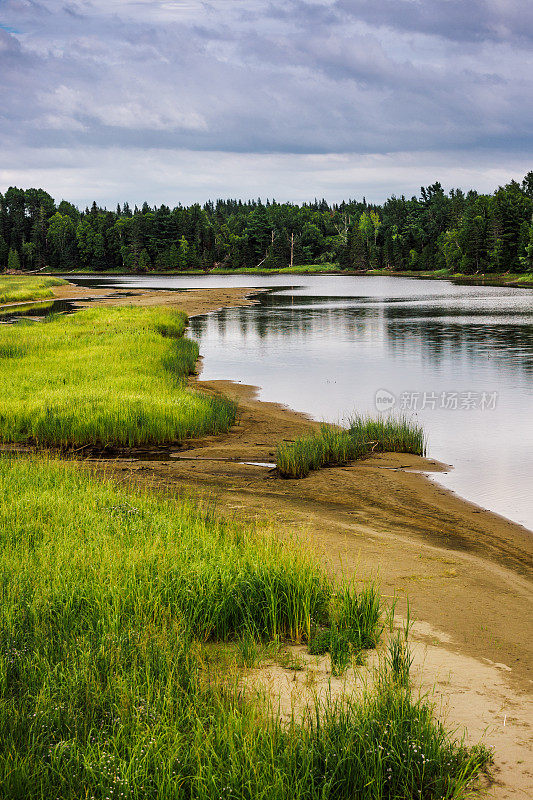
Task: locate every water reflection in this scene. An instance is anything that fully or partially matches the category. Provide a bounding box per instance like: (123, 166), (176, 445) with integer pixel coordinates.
(67, 274), (533, 530)
(0, 299), (72, 323)
(189, 296), (533, 379)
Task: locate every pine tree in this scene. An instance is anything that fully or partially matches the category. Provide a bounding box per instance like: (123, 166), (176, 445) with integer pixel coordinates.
(518, 222), (533, 273)
(7, 248), (21, 271)
(168, 243), (179, 271)
(0, 236), (8, 270)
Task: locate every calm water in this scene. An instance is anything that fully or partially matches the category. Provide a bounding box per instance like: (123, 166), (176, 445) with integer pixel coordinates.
(0, 299), (73, 324)
(68, 275), (533, 531)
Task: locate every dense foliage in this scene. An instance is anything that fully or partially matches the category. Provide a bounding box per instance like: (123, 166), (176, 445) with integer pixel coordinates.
(1, 172), (532, 273)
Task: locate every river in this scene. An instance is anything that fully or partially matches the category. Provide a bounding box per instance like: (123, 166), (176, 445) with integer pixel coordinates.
(67, 274), (533, 531)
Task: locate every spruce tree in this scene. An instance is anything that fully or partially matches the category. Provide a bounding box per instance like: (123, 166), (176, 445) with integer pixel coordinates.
(7, 248), (20, 271)
(178, 237), (189, 270)
(0, 236), (8, 270)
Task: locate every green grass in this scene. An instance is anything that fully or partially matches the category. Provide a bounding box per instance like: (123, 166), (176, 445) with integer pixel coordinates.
(0, 456), (333, 645)
(276, 416), (426, 478)
(348, 414), (426, 455)
(0, 305), (236, 447)
(209, 263), (341, 275)
(510, 273), (533, 285)
(0, 276), (66, 304)
(0, 455), (490, 798)
(365, 268), (533, 286)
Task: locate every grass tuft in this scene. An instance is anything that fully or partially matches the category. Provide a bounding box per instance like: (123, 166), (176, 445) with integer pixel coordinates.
(277, 415), (425, 478)
(348, 414), (426, 456)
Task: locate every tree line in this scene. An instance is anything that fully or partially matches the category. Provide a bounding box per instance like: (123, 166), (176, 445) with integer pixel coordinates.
(1, 172), (532, 274)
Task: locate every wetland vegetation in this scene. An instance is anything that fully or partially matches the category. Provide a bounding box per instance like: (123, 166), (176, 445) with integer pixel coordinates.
(0, 456), (490, 799)
(276, 416), (425, 479)
(0, 275), (65, 305)
(0, 287), (492, 798)
(0, 305), (235, 448)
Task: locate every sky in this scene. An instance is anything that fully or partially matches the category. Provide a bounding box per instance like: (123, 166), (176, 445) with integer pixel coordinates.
(0, 0), (532, 207)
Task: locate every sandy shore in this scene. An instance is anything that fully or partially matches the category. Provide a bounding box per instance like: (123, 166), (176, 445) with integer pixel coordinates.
(49, 280), (261, 316)
(40, 280), (533, 797)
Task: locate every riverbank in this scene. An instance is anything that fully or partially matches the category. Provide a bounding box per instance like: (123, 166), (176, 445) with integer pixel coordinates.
(86, 382), (533, 798)
(48, 267), (533, 288)
(52, 279), (261, 314)
(2, 280), (532, 797)
(68, 283), (532, 799)
(48, 280), (533, 677)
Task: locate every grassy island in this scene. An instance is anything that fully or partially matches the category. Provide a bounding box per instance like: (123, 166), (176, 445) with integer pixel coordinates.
(276, 416), (426, 478)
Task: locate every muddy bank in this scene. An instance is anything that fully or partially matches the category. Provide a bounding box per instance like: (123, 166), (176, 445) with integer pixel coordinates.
(91, 378), (532, 686)
(13, 280), (533, 797)
(86, 376), (533, 799)
(50, 280), (260, 316)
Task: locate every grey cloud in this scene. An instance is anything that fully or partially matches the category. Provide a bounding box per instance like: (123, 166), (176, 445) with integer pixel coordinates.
(335, 0), (533, 45)
(0, 0), (531, 202)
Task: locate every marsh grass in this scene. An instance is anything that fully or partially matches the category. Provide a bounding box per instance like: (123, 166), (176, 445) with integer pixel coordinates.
(349, 414), (426, 456)
(209, 263), (340, 275)
(0, 455), (490, 798)
(0, 304), (236, 447)
(0, 275), (65, 304)
(277, 416), (426, 478)
(0, 456), (487, 800)
(309, 581), (383, 671)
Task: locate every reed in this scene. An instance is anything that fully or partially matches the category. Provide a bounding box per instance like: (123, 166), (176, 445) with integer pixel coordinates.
(277, 416), (425, 478)
(0, 305), (236, 447)
(348, 414), (426, 456)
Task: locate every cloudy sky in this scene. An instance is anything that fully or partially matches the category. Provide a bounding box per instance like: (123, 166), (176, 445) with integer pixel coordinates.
(0, 0), (531, 207)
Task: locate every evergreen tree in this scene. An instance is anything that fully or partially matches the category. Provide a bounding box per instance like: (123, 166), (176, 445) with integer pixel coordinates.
(167, 243), (179, 271)
(21, 241), (36, 270)
(492, 182), (532, 271)
(138, 248), (151, 272)
(47, 213), (77, 269)
(518, 222), (533, 272)
(178, 237), (190, 270)
(7, 248), (21, 271)
(0, 236), (8, 270)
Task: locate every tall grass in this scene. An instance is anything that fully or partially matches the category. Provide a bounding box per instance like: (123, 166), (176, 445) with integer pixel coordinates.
(0, 456), (333, 644)
(277, 415), (426, 478)
(0, 305), (236, 447)
(348, 414), (426, 456)
(0, 275), (65, 304)
(0, 456), (490, 798)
